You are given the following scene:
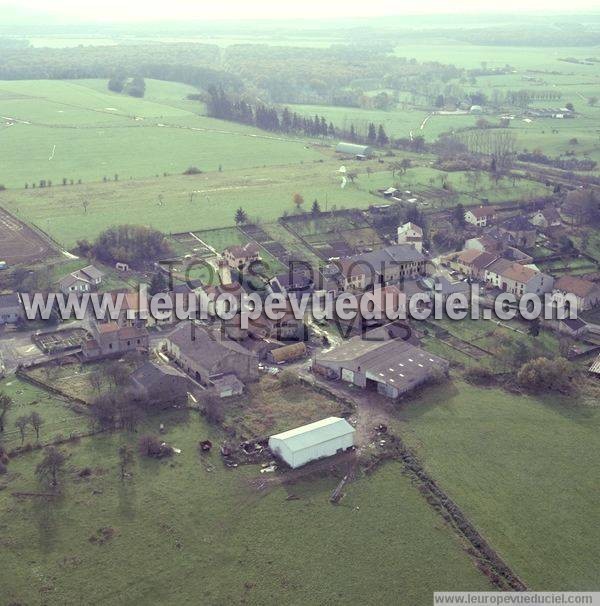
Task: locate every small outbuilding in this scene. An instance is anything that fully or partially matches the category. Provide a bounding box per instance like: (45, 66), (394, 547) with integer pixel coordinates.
(211, 373), (244, 398)
(269, 417), (355, 469)
(267, 342), (307, 364)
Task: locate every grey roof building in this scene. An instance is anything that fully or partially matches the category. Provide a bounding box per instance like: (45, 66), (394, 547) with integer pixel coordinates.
(313, 336), (448, 399)
(165, 322), (258, 385)
(129, 362), (190, 408)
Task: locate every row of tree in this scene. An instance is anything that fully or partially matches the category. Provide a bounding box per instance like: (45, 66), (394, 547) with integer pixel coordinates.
(206, 86), (391, 146)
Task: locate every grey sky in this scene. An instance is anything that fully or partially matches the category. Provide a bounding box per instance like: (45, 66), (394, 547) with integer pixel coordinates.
(3, 0), (600, 22)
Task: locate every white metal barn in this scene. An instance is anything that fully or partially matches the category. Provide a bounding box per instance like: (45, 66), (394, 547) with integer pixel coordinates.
(268, 417), (356, 469)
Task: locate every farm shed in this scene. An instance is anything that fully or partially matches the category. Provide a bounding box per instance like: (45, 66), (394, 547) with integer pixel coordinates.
(335, 142), (373, 157)
(268, 417), (355, 469)
(313, 336), (448, 399)
(211, 373), (244, 398)
(129, 362), (190, 408)
(268, 342), (307, 364)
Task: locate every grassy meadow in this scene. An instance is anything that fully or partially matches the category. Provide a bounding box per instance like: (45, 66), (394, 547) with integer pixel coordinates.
(0, 79), (323, 189)
(1, 407), (491, 605)
(398, 381), (600, 590)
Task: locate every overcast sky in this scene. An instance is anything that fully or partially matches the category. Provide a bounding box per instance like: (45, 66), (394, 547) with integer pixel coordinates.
(4, 0), (600, 22)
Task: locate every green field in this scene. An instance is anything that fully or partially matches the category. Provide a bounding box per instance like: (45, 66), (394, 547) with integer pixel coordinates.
(1, 408), (491, 605)
(0, 161), (384, 247)
(0, 377), (88, 450)
(399, 381), (600, 589)
(0, 79), (323, 189)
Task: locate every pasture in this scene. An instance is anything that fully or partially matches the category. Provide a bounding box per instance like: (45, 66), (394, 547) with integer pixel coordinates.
(0, 161), (382, 247)
(0, 406), (491, 605)
(399, 381), (600, 589)
(0, 79), (323, 189)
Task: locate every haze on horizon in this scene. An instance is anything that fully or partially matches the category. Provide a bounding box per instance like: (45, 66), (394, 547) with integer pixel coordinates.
(2, 0), (600, 23)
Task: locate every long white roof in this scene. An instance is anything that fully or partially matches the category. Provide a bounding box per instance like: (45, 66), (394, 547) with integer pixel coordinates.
(269, 417), (354, 452)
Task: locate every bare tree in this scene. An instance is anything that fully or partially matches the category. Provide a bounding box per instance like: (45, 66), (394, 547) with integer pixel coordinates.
(15, 415), (29, 445)
(202, 393), (223, 425)
(29, 412), (43, 441)
(106, 362), (129, 388)
(118, 444), (135, 480)
(36, 446), (66, 487)
(0, 393), (12, 432)
(89, 371), (103, 393)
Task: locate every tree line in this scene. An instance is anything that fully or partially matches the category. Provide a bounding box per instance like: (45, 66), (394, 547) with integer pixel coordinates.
(206, 86), (391, 147)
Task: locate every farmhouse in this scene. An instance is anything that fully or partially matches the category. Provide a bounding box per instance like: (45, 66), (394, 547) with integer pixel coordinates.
(552, 275), (600, 312)
(164, 322), (258, 385)
(222, 243), (261, 270)
(338, 244), (426, 290)
(129, 362), (190, 408)
(0, 293), (23, 325)
(268, 417), (356, 469)
(58, 265), (104, 294)
(335, 142), (373, 158)
(397, 222), (424, 253)
(531, 207), (561, 229)
(313, 336), (449, 399)
(485, 259), (553, 297)
(82, 321), (149, 359)
(498, 216), (537, 249)
(452, 250), (498, 280)
(464, 206), (496, 227)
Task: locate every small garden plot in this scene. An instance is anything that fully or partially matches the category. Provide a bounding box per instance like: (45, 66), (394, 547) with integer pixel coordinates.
(23, 358), (138, 404)
(340, 227), (384, 251)
(168, 232), (213, 258)
(193, 226), (249, 254)
(0, 377), (88, 450)
(33, 328), (89, 354)
(538, 257), (598, 276)
(222, 375), (347, 439)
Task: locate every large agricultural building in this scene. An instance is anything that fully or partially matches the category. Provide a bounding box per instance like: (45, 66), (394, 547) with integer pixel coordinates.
(269, 417), (356, 469)
(335, 142), (373, 157)
(313, 337), (448, 399)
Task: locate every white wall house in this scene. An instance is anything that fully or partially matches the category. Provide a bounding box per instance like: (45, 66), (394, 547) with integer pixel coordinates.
(485, 259), (554, 297)
(268, 417), (355, 469)
(465, 207), (496, 227)
(397, 222), (424, 253)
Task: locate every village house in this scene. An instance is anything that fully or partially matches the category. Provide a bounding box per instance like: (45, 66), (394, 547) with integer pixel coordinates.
(58, 265), (104, 295)
(485, 259), (554, 297)
(82, 321), (149, 360)
(338, 244), (427, 291)
(397, 222), (424, 253)
(552, 275), (600, 313)
(164, 322), (258, 385)
(0, 293), (24, 325)
(464, 206), (496, 227)
(268, 270), (313, 296)
(222, 242), (261, 270)
(269, 417), (356, 469)
(465, 228), (533, 264)
(129, 361), (190, 409)
(199, 281), (247, 318)
(531, 207), (562, 230)
(498, 216), (537, 249)
(313, 336), (449, 399)
(452, 250), (499, 280)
